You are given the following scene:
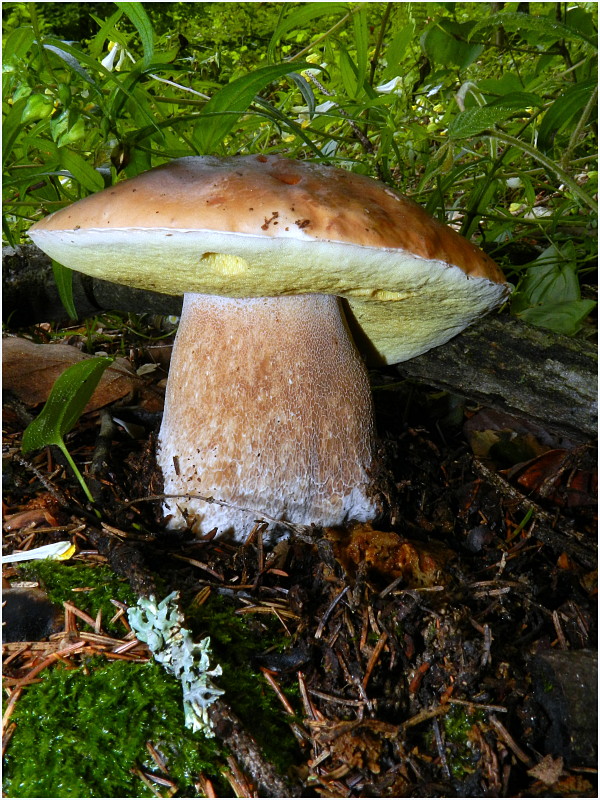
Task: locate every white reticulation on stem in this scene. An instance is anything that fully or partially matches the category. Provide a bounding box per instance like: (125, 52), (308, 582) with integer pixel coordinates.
(157, 293), (379, 539)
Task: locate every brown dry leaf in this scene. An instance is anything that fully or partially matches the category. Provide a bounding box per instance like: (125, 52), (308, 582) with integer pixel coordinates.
(313, 719), (399, 774)
(3, 508), (57, 532)
(527, 754), (565, 785)
(3, 337), (134, 410)
(463, 408), (576, 465)
(551, 774), (595, 796)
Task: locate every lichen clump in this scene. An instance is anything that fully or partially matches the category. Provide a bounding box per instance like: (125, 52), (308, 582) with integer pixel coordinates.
(128, 591), (224, 735)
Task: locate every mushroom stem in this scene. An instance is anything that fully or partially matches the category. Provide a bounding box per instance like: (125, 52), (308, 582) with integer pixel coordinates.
(157, 293), (379, 539)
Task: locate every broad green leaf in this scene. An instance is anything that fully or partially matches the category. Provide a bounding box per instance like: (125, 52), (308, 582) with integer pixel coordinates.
(59, 149), (105, 193)
(22, 357), (114, 454)
(193, 62), (319, 153)
(470, 12), (597, 48)
(52, 261), (77, 320)
(43, 43), (99, 89)
(22, 356), (114, 506)
(3, 26), (35, 65)
(116, 2), (155, 67)
(383, 23), (415, 80)
(421, 22), (483, 69)
(88, 9), (125, 59)
(517, 299), (596, 336)
(267, 3), (346, 61)
(537, 79), (597, 152)
(511, 245), (581, 312)
(338, 43), (359, 98)
(57, 117), (86, 148)
(448, 95), (539, 139)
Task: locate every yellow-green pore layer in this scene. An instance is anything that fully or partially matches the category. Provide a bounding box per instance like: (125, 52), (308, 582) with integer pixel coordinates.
(29, 155), (509, 365)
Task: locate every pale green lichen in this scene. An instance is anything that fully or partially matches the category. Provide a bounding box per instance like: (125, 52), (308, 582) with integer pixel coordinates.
(128, 591), (224, 736)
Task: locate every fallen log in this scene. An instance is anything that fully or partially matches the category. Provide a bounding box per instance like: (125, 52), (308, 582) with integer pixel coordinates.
(3, 244), (597, 440)
(396, 315), (597, 441)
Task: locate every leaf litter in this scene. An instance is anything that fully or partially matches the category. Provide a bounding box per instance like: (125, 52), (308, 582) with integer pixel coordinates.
(2, 327), (597, 798)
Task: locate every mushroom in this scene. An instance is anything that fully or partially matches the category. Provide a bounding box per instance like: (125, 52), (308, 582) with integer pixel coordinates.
(28, 155), (509, 539)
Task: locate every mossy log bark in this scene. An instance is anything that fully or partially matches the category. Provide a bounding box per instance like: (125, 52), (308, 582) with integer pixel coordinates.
(3, 244), (597, 440)
(395, 315), (597, 441)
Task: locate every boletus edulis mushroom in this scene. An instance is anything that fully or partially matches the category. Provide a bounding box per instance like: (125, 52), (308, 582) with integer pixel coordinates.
(28, 155), (509, 540)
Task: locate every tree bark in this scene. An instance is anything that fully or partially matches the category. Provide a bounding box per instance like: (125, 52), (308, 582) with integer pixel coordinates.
(3, 244), (597, 440)
(395, 315), (596, 441)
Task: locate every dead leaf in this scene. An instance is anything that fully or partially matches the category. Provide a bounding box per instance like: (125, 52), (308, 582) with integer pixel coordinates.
(2, 337), (134, 411)
(527, 754), (564, 785)
(311, 719), (399, 774)
(505, 449), (597, 507)
(463, 408), (577, 466)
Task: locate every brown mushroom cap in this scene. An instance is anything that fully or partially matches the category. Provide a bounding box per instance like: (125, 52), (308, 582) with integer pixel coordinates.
(29, 154), (509, 363)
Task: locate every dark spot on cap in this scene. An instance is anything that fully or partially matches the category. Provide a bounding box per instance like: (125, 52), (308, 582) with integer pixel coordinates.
(276, 172), (301, 185)
(256, 155), (268, 163)
(295, 219), (311, 229)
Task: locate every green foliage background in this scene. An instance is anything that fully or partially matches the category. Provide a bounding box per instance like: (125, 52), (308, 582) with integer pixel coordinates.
(3, 2), (597, 333)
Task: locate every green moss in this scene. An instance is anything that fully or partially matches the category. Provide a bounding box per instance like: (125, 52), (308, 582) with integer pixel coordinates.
(441, 707), (484, 779)
(185, 594), (302, 773)
(8, 565), (300, 788)
(17, 561), (136, 635)
(3, 659), (228, 798)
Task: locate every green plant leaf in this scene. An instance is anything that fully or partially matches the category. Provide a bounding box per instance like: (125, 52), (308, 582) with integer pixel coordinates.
(517, 299), (596, 336)
(193, 62), (319, 153)
(22, 356), (114, 506)
(267, 3), (346, 61)
(115, 2), (155, 66)
(43, 43), (98, 89)
(52, 261), (77, 320)
(2, 97), (29, 166)
(383, 22), (415, 80)
(511, 245), (581, 309)
(470, 11), (597, 48)
(352, 7), (369, 90)
(88, 9), (125, 60)
(3, 26), (36, 65)
(421, 21), (483, 69)
(58, 149), (105, 193)
(537, 79), (597, 152)
(22, 357), (114, 454)
(448, 94), (539, 139)
(288, 72), (316, 118)
(510, 243), (595, 334)
(338, 42), (359, 98)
